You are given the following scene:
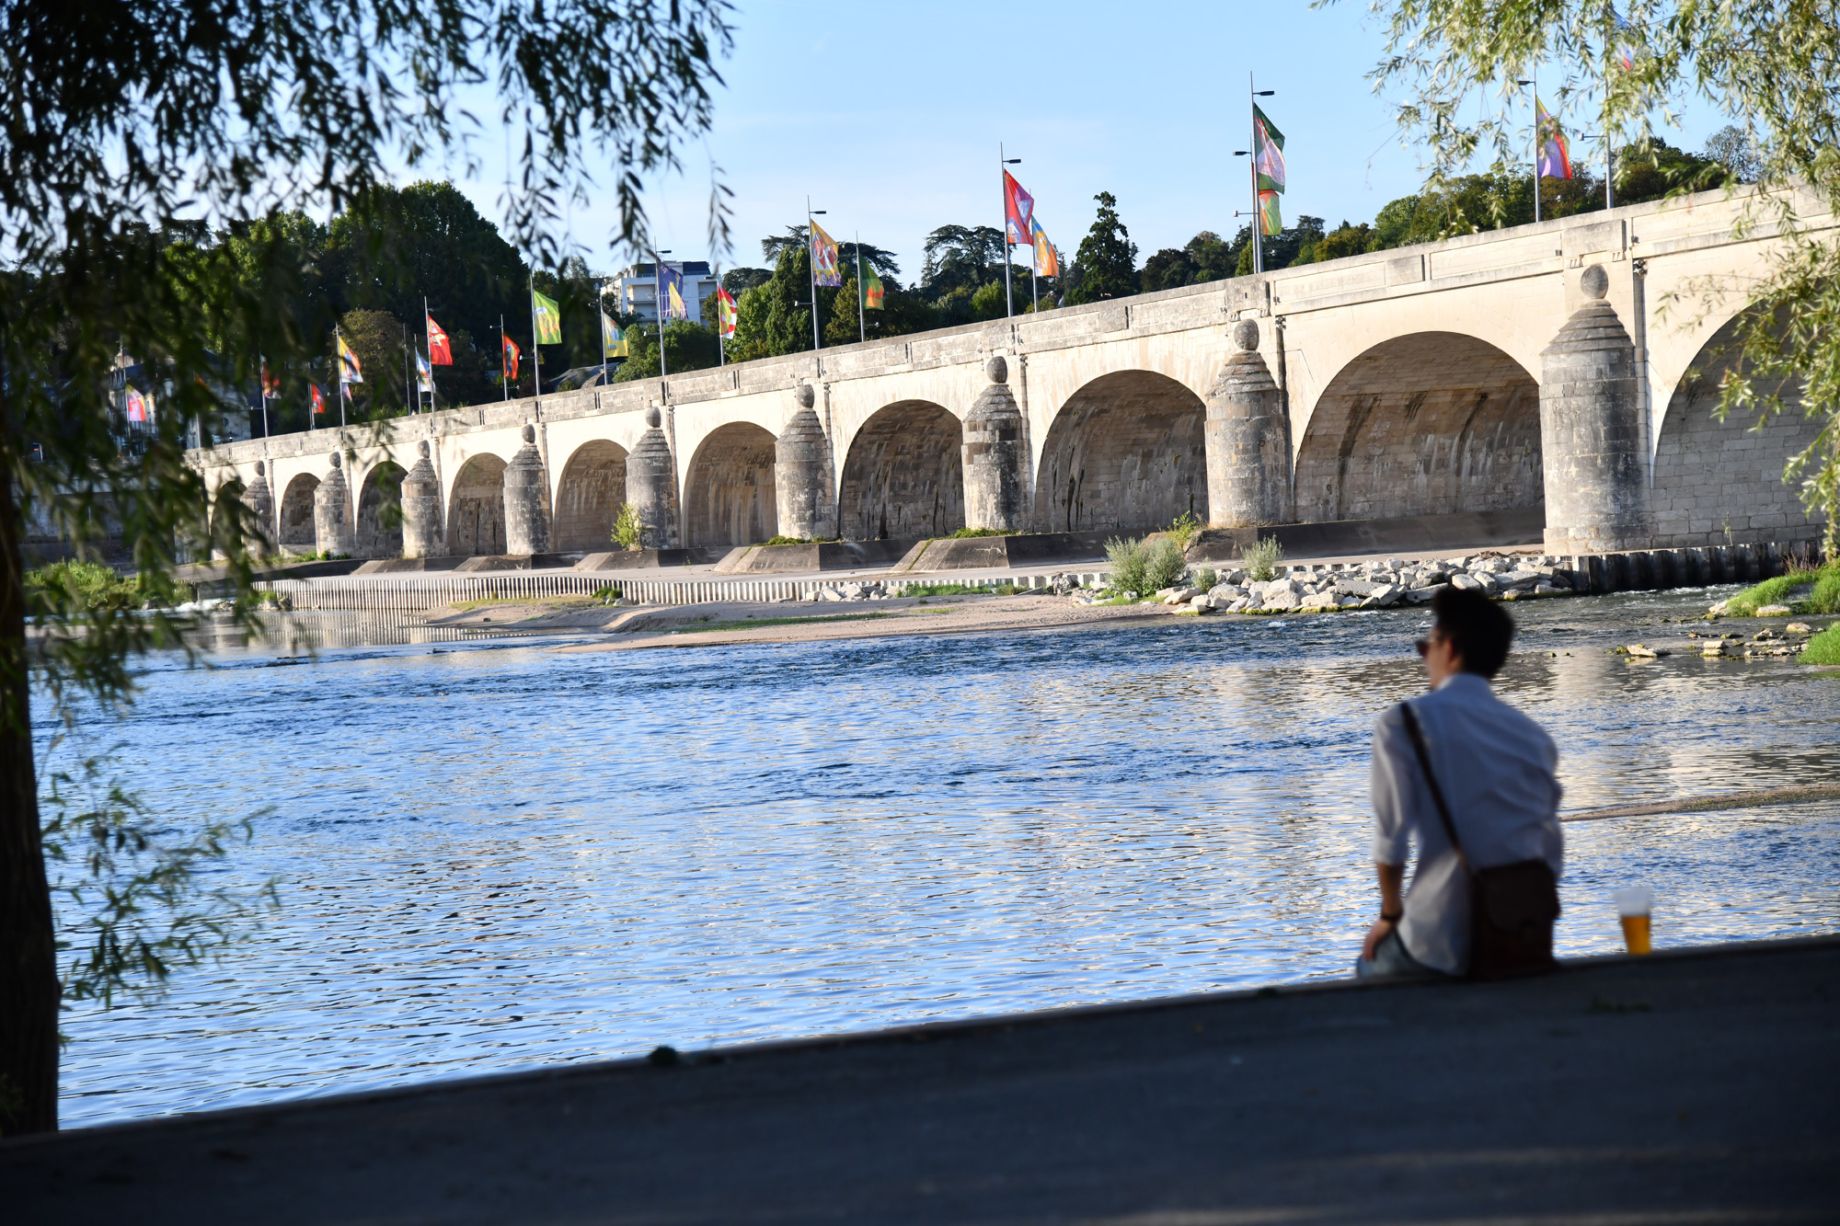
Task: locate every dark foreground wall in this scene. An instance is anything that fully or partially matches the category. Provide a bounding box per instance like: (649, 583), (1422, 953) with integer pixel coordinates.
(5, 938), (1835, 1224)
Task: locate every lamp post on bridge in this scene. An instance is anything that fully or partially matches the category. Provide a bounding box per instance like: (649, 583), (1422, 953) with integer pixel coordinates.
(1232, 79), (1278, 274)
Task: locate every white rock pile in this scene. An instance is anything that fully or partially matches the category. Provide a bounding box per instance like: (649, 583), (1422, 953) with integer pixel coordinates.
(1151, 553), (1582, 615)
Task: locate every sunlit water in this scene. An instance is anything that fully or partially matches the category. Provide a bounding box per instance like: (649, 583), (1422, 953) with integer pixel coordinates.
(37, 590), (1840, 1128)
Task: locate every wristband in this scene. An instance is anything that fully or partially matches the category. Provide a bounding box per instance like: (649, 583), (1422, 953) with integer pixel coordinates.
(1380, 911), (1402, 923)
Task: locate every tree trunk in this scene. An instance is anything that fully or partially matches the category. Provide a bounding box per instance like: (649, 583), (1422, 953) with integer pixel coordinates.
(0, 475), (59, 1135)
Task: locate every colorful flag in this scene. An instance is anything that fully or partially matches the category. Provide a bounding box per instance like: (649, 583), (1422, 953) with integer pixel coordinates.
(310, 382), (328, 416)
(1003, 170), (1035, 247)
(809, 221), (843, 288)
(427, 313), (453, 365)
(1258, 189), (1283, 237)
(1537, 97), (1574, 179)
(1031, 218), (1060, 277)
(657, 261), (689, 319)
(337, 333), (363, 384)
(502, 332), (522, 381)
(261, 362), (281, 396)
(716, 286), (740, 337)
(601, 308), (629, 358)
(415, 348), (433, 394)
(532, 288), (563, 345)
(860, 270), (885, 311)
(1254, 104), (1287, 194)
(1612, 8), (1637, 72)
(124, 388), (148, 423)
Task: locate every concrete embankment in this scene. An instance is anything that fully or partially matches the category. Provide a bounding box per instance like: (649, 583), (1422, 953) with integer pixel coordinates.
(5, 937), (1835, 1224)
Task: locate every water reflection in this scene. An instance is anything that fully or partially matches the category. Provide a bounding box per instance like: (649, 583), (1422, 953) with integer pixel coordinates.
(42, 589), (1840, 1127)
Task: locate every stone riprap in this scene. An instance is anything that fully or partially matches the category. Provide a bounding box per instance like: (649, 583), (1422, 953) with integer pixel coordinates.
(1119, 552), (1580, 615)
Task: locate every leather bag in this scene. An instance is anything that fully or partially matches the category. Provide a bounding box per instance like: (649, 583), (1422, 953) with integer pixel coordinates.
(1399, 702), (1560, 979)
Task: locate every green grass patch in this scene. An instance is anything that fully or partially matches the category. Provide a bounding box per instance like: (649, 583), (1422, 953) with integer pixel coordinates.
(667, 612), (891, 634)
(25, 560), (193, 614)
(1799, 624), (1840, 664)
(1725, 561), (1840, 616)
(947, 526), (1013, 539)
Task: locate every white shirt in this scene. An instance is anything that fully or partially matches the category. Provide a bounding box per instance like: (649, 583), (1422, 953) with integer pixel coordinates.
(1371, 672), (1564, 975)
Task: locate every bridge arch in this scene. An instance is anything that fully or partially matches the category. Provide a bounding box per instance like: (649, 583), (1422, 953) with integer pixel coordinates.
(838, 400), (964, 541)
(277, 472), (320, 553)
(1033, 370), (1207, 535)
(1651, 311), (1825, 547)
(446, 453), (508, 557)
(553, 439), (629, 552)
(353, 460), (407, 559)
(1293, 332), (1542, 524)
(684, 423), (778, 548)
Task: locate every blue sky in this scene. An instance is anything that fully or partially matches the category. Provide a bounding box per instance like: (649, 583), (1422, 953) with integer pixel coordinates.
(444, 1), (1730, 282)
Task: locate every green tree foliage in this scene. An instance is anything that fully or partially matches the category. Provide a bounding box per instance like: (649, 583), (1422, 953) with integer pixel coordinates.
(726, 246), (815, 362)
(325, 181), (525, 348)
(1305, 221), (1380, 263)
(1063, 192), (1139, 304)
(612, 320), (721, 381)
(722, 267), (772, 296)
(0, 0), (733, 1136)
(337, 309), (415, 421)
(825, 277), (866, 347)
(1352, 0), (1840, 556)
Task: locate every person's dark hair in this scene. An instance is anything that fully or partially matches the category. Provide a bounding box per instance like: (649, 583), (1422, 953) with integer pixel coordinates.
(1431, 586), (1515, 677)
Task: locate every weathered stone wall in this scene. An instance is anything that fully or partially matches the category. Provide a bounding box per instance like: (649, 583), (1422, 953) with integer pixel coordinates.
(1295, 334), (1542, 524)
(278, 473), (320, 551)
(683, 423), (778, 548)
(447, 454), (508, 556)
(1651, 318), (1825, 547)
(552, 440), (628, 553)
(1032, 371), (1207, 535)
(353, 462), (406, 559)
(838, 401), (964, 541)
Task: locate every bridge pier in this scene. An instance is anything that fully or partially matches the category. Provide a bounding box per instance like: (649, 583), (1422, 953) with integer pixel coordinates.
(313, 452), (354, 557)
(503, 424), (551, 556)
(962, 357), (1028, 533)
(776, 384), (834, 540)
(400, 441), (444, 559)
(1205, 320), (1293, 528)
(1540, 266), (1651, 553)
(627, 407), (681, 549)
(242, 459), (275, 549)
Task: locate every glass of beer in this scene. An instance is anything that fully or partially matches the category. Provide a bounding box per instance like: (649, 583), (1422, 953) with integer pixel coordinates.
(1615, 886), (1654, 956)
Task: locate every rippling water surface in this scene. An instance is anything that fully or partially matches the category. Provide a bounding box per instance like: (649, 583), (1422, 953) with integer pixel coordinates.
(38, 590), (1840, 1127)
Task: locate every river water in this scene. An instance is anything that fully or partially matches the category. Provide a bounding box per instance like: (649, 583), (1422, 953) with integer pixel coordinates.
(38, 589), (1840, 1128)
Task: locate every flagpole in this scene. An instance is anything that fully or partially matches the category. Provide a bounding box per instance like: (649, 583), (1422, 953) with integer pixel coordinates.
(500, 314), (509, 402)
(334, 326), (347, 428)
(653, 249), (671, 401)
(1249, 74), (1264, 274)
(806, 197), (823, 351)
(1603, 53), (1615, 210)
(259, 352), (270, 438)
(855, 230), (866, 344)
(1533, 65), (1543, 223)
(528, 272), (541, 405)
(999, 144), (1014, 317)
(423, 295), (433, 412)
(1030, 247), (1039, 314)
(402, 321), (412, 417)
(599, 291), (611, 388)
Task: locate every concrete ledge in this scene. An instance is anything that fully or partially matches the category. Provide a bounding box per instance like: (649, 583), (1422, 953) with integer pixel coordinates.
(713, 540), (913, 574)
(573, 548), (726, 571)
(1190, 509), (1546, 563)
(7, 936), (1834, 1223)
(895, 531), (1115, 573)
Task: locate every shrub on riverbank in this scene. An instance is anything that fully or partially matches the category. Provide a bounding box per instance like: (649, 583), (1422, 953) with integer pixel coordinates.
(1245, 536), (1284, 582)
(1799, 624), (1840, 664)
(1725, 561), (1840, 616)
(1104, 536), (1186, 596)
(24, 561), (190, 615)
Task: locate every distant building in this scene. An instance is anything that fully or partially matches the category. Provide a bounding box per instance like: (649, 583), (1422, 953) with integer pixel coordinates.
(607, 260), (715, 325)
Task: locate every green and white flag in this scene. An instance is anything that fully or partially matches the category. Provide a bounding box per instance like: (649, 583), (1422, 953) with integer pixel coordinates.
(532, 288), (563, 345)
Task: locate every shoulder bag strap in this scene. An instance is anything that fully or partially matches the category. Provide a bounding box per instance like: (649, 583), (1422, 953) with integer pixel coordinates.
(1397, 701), (1469, 872)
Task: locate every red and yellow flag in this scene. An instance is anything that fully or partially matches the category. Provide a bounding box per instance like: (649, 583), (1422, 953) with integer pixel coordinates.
(502, 332), (522, 381)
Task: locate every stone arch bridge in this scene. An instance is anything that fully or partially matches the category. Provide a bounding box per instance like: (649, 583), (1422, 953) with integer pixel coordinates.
(198, 185), (1834, 565)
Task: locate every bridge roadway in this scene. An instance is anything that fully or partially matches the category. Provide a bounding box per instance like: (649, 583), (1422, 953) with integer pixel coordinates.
(194, 184), (1834, 569)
